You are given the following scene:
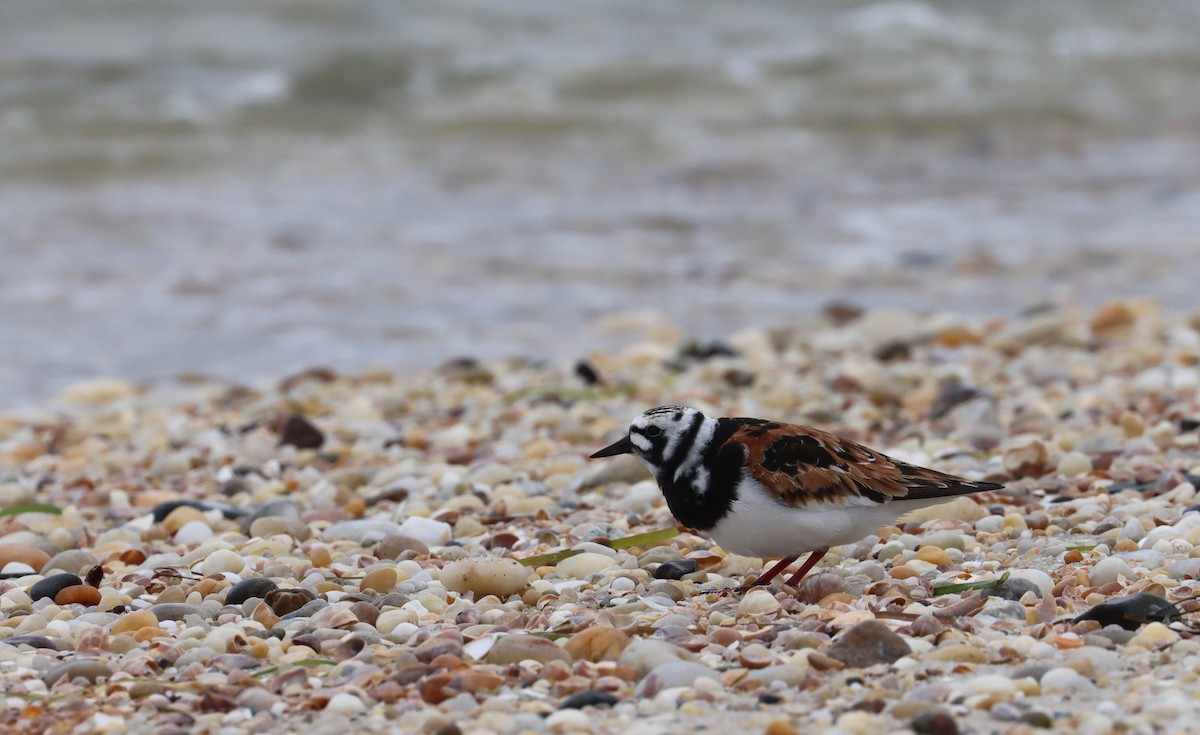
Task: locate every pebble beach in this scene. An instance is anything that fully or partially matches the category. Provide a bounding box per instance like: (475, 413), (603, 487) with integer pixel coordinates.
(3, 300), (1200, 734)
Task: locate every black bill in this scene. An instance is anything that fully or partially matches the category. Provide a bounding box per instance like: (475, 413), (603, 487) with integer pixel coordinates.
(590, 435), (635, 458)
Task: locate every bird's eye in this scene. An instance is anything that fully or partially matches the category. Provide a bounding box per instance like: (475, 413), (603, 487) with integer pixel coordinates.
(644, 426), (663, 437)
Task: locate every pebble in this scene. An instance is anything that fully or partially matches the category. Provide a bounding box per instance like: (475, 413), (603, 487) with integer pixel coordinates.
(396, 516), (453, 547)
(439, 557), (531, 597)
(29, 573), (84, 602)
(563, 626), (630, 662)
(200, 549), (245, 575)
(325, 519), (404, 543)
(559, 690), (620, 709)
(0, 544), (51, 573)
(43, 659), (113, 687)
(323, 692), (365, 715)
(556, 552), (618, 579)
(1057, 452), (1093, 477)
(653, 559), (698, 579)
(249, 517), (311, 540)
(635, 661), (719, 696)
(376, 533), (431, 558)
(1090, 556), (1134, 586)
(41, 550), (99, 576)
(1039, 667), (1094, 694)
(486, 634), (571, 665)
(826, 621), (911, 668)
(618, 639), (692, 676)
(225, 578), (279, 606)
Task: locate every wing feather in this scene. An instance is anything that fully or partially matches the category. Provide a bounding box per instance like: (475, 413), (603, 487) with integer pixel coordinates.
(727, 421), (1003, 508)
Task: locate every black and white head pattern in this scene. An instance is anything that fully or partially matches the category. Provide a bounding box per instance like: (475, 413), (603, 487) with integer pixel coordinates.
(627, 405), (719, 486)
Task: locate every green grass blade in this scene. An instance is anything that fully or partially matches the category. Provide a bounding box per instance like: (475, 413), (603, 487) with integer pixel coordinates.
(0, 503), (63, 519)
(517, 526), (680, 567)
(933, 571), (1010, 596)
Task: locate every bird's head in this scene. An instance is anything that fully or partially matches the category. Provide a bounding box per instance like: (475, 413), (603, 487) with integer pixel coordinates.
(590, 405), (706, 470)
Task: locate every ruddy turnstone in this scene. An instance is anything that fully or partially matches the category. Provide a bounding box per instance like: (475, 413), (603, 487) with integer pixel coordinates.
(591, 406), (1003, 590)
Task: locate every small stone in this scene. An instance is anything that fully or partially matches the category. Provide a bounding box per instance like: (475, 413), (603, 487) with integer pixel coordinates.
(764, 720), (800, 735)
(826, 621), (911, 668)
(225, 578), (279, 606)
(1089, 556), (1134, 586)
(323, 692), (365, 715)
(396, 516), (453, 547)
(902, 497), (986, 523)
(618, 639), (692, 676)
(911, 710), (960, 735)
(377, 533), (430, 558)
(41, 550), (99, 576)
(1057, 452), (1092, 478)
(1128, 622), (1180, 649)
(29, 573), (84, 602)
(556, 552), (618, 579)
(200, 549), (245, 575)
(360, 567), (398, 594)
(1003, 440), (1051, 478)
(148, 603), (210, 621)
(43, 659), (113, 687)
(738, 589), (782, 616)
(738, 643), (774, 668)
(0, 544), (51, 573)
(916, 547), (950, 565)
(174, 520), (214, 545)
(54, 585), (102, 606)
(279, 415), (324, 449)
(486, 634), (571, 665)
(635, 661), (719, 696)
(1039, 667), (1094, 694)
(923, 644), (986, 663)
(325, 519), (403, 543)
(249, 517), (311, 541)
(564, 626), (630, 662)
(653, 559), (698, 580)
(265, 588), (317, 616)
(559, 690), (619, 709)
(111, 610), (161, 635)
(439, 557), (531, 598)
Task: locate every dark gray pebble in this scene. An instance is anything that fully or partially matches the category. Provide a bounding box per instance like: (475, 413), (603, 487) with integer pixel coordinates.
(653, 560), (699, 580)
(30, 573), (83, 601)
(559, 690), (620, 709)
(225, 577), (279, 606)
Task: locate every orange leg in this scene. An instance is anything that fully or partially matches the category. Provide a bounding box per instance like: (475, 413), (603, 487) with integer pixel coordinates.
(783, 547), (829, 587)
(746, 555), (798, 588)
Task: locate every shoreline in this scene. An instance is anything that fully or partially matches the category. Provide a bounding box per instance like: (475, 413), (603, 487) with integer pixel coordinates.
(3, 300), (1200, 734)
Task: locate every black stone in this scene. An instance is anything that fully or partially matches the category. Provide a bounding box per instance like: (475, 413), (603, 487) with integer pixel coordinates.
(1073, 592), (1182, 631)
(679, 340), (737, 361)
(1020, 711), (1054, 728)
(278, 415), (325, 449)
(151, 499), (246, 522)
(225, 578), (279, 606)
(573, 360), (601, 385)
(30, 573), (83, 601)
(559, 690), (619, 709)
(1180, 418), (1200, 433)
(757, 692), (783, 705)
(911, 710), (960, 735)
(1, 635), (64, 650)
(930, 384), (983, 419)
(653, 560), (699, 580)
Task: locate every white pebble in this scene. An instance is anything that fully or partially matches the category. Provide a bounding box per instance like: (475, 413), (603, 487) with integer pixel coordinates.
(1089, 556), (1133, 586)
(1057, 451), (1092, 477)
(174, 520), (213, 545)
(439, 557), (532, 598)
(556, 552), (618, 579)
(1122, 518), (1146, 541)
(737, 589), (781, 616)
(1005, 569), (1054, 598)
(609, 577), (636, 592)
(200, 549), (245, 575)
(324, 692), (366, 715)
(1040, 667), (1094, 694)
(397, 516), (453, 547)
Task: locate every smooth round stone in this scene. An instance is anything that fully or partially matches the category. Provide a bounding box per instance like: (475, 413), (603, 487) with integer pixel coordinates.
(635, 661), (719, 695)
(618, 639), (691, 676)
(1057, 452), (1092, 478)
(225, 578), (279, 606)
(360, 567), (399, 594)
(377, 534), (430, 559)
(325, 519), (403, 544)
(110, 610), (160, 635)
(242, 498), (301, 528)
(637, 547), (684, 567)
(43, 659), (113, 687)
(249, 517), (311, 541)
(396, 516), (453, 547)
(559, 690), (620, 710)
(1002, 569), (1053, 598)
(0, 544), (51, 573)
(653, 560), (698, 580)
(609, 576), (636, 592)
(174, 520), (214, 545)
(41, 550), (99, 576)
(485, 634), (571, 665)
(556, 552), (618, 579)
(29, 573), (83, 602)
(1090, 556), (1134, 586)
(324, 692), (366, 715)
(1122, 518), (1147, 541)
(1039, 667), (1094, 694)
(440, 557), (531, 598)
(148, 603), (210, 621)
(200, 549), (245, 575)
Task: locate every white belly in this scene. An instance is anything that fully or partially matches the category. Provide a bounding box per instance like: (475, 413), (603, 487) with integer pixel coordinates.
(707, 477), (945, 558)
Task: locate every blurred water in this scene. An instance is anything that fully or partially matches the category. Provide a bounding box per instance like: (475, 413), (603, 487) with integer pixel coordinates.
(2, 1), (1200, 406)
